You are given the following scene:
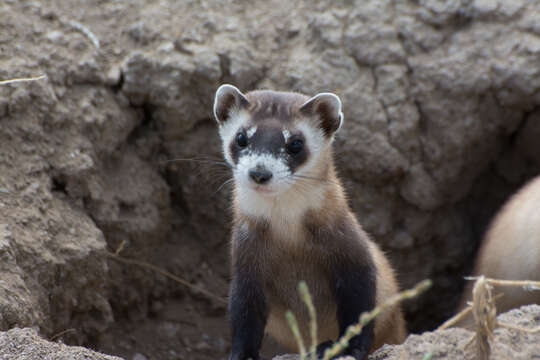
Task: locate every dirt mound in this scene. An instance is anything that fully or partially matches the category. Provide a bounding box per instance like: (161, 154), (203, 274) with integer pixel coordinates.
(4, 304), (537, 360)
(0, 327), (122, 360)
(273, 304), (540, 360)
(372, 304), (540, 360)
(1, 0), (540, 359)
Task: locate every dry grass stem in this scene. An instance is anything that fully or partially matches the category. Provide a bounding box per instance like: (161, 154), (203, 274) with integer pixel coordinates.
(437, 292), (501, 331)
(286, 311), (307, 360)
(114, 239), (127, 256)
(471, 276), (496, 360)
(443, 276), (540, 358)
(498, 322), (540, 333)
(465, 276), (540, 290)
(106, 243), (226, 304)
(320, 279), (432, 360)
(437, 306), (472, 331)
(50, 328), (76, 342)
(66, 20), (100, 48)
(298, 281), (318, 360)
(442, 276), (540, 332)
(0, 75), (46, 85)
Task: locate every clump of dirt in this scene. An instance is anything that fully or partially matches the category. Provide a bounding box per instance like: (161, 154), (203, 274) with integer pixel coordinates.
(371, 305), (540, 360)
(0, 327), (122, 360)
(274, 305), (540, 360)
(6, 304), (536, 360)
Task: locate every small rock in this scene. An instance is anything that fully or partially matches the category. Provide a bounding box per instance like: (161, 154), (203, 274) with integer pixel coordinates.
(105, 65), (122, 87)
(132, 353), (148, 360)
(128, 21), (157, 45)
(45, 30), (67, 45)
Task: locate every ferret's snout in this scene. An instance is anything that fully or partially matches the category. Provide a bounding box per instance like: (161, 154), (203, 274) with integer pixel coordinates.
(249, 167), (273, 185)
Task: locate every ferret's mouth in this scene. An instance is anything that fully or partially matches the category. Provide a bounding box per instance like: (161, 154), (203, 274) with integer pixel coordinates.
(249, 184), (277, 195)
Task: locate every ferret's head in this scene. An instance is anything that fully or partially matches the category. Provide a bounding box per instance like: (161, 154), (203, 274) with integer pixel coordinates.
(213, 84), (343, 197)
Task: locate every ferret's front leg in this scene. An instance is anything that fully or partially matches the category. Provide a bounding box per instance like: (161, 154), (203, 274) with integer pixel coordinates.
(318, 262), (376, 360)
(228, 268), (268, 360)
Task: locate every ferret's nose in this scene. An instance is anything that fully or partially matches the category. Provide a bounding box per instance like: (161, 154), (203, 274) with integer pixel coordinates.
(249, 168), (273, 184)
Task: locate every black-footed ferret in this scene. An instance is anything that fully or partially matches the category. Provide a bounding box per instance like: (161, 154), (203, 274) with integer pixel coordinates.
(460, 175), (540, 314)
(213, 84), (407, 360)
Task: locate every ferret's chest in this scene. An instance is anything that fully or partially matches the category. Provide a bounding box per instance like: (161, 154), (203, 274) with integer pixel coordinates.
(261, 240), (336, 317)
(261, 241), (339, 346)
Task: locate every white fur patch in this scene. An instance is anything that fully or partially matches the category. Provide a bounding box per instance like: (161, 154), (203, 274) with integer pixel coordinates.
(247, 126), (257, 139)
(282, 129), (291, 142)
(237, 183), (326, 238)
(295, 121), (327, 177)
(234, 122), (329, 242)
(235, 152), (291, 193)
(237, 182), (326, 242)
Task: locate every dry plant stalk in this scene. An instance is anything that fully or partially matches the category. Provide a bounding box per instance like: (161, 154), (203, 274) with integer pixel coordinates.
(322, 279), (431, 360)
(438, 276), (540, 358)
(439, 277), (540, 331)
(471, 276), (496, 360)
(437, 305), (472, 331)
(298, 281), (318, 360)
(0, 75), (46, 85)
(50, 328), (76, 342)
(65, 20), (100, 48)
(106, 240), (227, 304)
(286, 311), (308, 360)
(473, 277), (540, 291)
(286, 279), (432, 360)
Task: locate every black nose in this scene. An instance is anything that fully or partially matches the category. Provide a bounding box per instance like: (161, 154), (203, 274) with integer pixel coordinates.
(249, 169), (273, 184)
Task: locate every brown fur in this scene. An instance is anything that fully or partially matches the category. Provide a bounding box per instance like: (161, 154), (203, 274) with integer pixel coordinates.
(246, 90), (309, 123)
(230, 149), (407, 352)
(218, 86), (407, 358)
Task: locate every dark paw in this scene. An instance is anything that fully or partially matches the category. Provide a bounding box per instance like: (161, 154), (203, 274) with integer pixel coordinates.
(316, 340), (337, 359)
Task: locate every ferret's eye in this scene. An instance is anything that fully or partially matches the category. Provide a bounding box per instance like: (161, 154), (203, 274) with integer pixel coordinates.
(287, 139), (304, 155)
(236, 132), (248, 148)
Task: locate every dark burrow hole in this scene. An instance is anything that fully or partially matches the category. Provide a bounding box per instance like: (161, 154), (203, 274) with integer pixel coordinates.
(51, 175), (68, 194)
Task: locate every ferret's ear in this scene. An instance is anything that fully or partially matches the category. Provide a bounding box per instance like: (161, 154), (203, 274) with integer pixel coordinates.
(213, 84), (250, 125)
(299, 93), (343, 137)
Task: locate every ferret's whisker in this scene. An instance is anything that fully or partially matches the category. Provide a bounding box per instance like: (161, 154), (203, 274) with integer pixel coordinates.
(289, 174), (337, 186)
(275, 169), (337, 186)
(213, 178), (235, 196)
(162, 157), (232, 168)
